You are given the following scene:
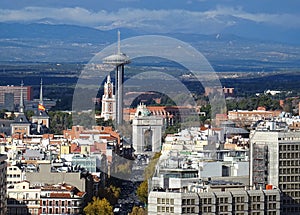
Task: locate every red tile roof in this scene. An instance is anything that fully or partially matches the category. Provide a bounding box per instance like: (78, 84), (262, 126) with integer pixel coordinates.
(49, 193), (71, 198)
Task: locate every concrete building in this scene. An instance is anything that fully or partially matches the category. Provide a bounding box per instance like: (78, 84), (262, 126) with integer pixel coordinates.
(148, 192), (199, 214)
(0, 85), (33, 105)
(25, 163), (98, 203)
(148, 185), (280, 215)
(250, 130), (300, 214)
(0, 154), (7, 215)
(4, 93), (14, 111)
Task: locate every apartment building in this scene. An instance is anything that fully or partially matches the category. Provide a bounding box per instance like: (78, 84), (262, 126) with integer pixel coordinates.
(6, 165), (25, 185)
(7, 181), (41, 215)
(148, 188), (280, 215)
(250, 130), (300, 214)
(40, 184), (85, 215)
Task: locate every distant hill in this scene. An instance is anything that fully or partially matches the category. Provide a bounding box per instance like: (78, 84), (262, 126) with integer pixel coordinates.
(0, 22), (299, 68)
(0, 22), (139, 43)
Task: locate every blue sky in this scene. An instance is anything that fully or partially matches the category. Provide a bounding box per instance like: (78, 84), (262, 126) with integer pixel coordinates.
(0, 0), (299, 39)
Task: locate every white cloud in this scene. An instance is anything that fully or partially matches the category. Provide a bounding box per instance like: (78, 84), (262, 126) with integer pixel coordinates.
(0, 6), (299, 33)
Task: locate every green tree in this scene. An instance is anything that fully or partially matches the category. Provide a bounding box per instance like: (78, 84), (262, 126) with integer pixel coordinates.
(48, 111), (72, 134)
(137, 180), (148, 204)
(129, 206), (147, 215)
(25, 110), (35, 119)
(84, 197), (113, 215)
(0, 109), (7, 119)
(98, 185), (120, 206)
(144, 152), (161, 180)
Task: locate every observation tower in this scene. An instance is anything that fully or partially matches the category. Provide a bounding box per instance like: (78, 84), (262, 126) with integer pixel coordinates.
(103, 31), (131, 125)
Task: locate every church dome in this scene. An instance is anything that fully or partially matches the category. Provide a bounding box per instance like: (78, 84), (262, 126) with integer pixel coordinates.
(135, 103), (151, 117)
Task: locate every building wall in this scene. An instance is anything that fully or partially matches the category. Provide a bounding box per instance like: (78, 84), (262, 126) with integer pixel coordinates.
(0, 86), (33, 104)
(7, 165), (24, 185)
(7, 181), (41, 215)
(132, 116), (163, 154)
(25, 163), (86, 192)
(148, 192), (199, 215)
(148, 189), (280, 215)
(250, 130), (300, 214)
(0, 154), (7, 215)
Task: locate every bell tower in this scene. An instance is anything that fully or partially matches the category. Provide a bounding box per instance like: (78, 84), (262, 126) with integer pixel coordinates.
(101, 74), (116, 121)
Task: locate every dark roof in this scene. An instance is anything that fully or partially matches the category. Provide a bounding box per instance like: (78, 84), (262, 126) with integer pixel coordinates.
(13, 113), (30, 124)
(33, 110), (49, 118)
(0, 119), (13, 136)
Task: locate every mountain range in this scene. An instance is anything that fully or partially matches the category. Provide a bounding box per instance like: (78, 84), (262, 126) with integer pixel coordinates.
(0, 22), (299, 71)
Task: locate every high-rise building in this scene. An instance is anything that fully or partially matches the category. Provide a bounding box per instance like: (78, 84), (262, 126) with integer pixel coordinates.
(250, 129), (300, 214)
(0, 154), (8, 215)
(4, 93), (14, 111)
(0, 85), (33, 105)
(101, 74), (116, 121)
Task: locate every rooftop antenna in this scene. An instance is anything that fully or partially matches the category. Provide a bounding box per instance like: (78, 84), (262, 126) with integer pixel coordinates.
(117, 30), (121, 55)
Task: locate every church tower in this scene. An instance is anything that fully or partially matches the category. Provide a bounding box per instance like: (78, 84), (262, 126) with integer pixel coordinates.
(31, 79), (50, 134)
(11, 81), (31, 136)
(101, 74), (116, 121)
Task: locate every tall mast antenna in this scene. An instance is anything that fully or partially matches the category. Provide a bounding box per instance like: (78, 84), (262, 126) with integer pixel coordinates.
(117, 30), (121, 55)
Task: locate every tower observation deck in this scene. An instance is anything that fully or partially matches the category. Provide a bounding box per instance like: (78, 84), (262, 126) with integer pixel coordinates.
(103, 31), (131, 126)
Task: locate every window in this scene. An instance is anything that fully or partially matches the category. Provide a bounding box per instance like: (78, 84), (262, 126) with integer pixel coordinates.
(170, 199), (174, 205)
(187, 199), (191, 205)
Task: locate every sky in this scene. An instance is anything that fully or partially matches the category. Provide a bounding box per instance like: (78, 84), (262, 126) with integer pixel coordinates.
(0, 0), (299, 41)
